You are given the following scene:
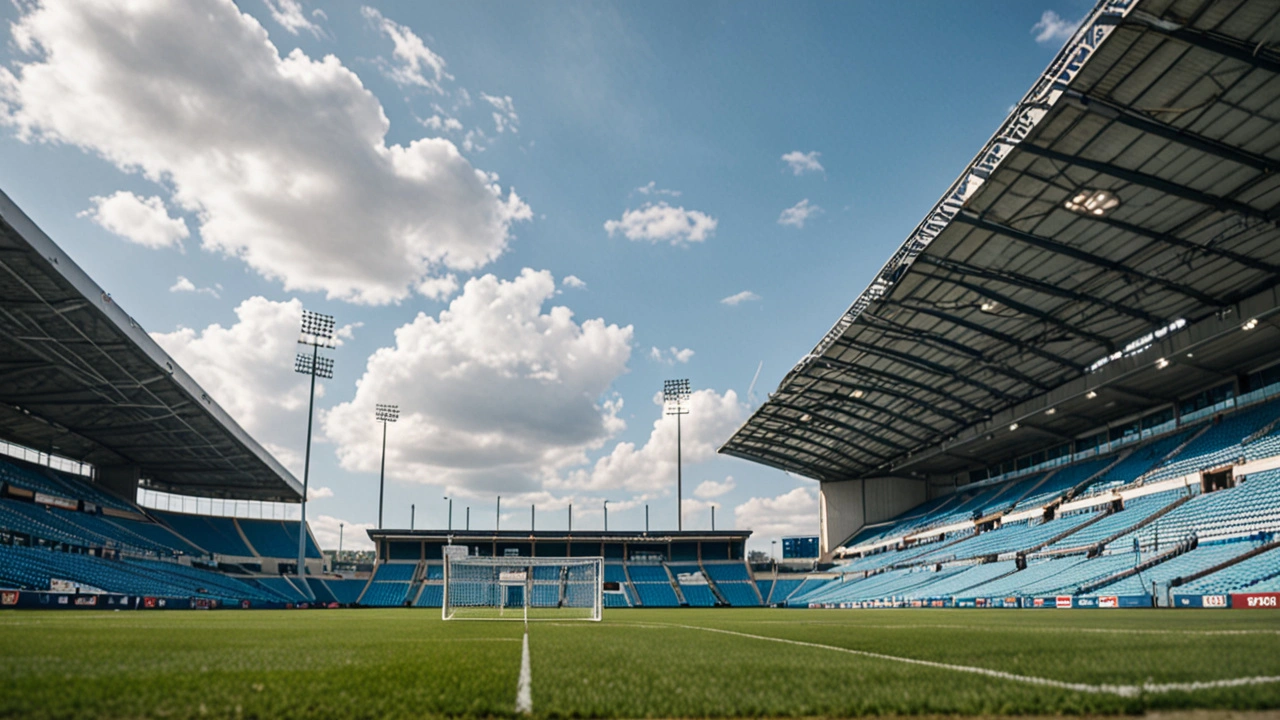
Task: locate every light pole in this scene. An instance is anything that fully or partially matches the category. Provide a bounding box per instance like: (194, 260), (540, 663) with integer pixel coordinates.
(603, 500), (609, 533)
(496, 495), (501, 531)
(711, 504), (716, 531)
(531, 504), (535, 532)
(466, 507), (470, 531)
(664, 378), (690, 531)
(568, 503), (573, 533)
(410, 504), (415, 530)
(295, 309), (336, 583)
(338, 522), (344, 562)
(645, 504), (649, 534)
(444, 496), (452, 531)
(375, 404), (399, 529)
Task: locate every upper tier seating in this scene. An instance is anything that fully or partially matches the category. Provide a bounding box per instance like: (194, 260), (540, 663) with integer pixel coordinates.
(1142, 402), (1280, 484)
(237, 518), (321, 559)
(1043, 491), (1183, 551)
(1092, 539), (1268, 596)
(1111, 470), (1280, 549)
(1177, 545), (1280, 594)
(0, 459), (134, 513)
(152, 511), (253, 557)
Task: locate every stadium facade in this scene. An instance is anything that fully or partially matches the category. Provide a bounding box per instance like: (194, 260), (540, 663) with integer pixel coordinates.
(721, 0), (1280, 606)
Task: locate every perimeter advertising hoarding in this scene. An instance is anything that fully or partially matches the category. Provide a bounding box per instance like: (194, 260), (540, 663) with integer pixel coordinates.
(1231, 593), (1280, 609)
(1175, 594), (1229, 608)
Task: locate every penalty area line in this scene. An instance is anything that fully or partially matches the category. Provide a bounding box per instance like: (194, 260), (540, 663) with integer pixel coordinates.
(663, 623), (1280, 698)
(516, 630), (532, 715)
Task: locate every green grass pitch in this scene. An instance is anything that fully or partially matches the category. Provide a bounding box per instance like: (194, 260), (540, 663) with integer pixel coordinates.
(1, 608), (1278, 718)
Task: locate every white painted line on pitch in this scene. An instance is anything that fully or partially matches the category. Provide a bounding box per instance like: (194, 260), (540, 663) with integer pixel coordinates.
(662, 623), (1280, 697)
(515, 631), (533, 715)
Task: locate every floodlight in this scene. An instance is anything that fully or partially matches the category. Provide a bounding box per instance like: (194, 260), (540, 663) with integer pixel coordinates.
(374, 402), (399, 529)
(375, 403), (400, 423)
(1086, 391), (1098, 399)
(1064, 189), (1120, 217)
(294, 354), (334, 379)
(851, 389), (865, 399)
(663, 378), (690, 404)
(1009, 422), (1019, 431)
(663, 378), (691, 531)
(1243, 318), (1258, 331)
(299, 309), (338, 348)
(1156, 357), (1170, 369)
(1045, 407), (1056, 416)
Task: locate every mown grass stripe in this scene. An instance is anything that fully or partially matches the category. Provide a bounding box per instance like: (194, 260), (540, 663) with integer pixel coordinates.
(662, 622), (1280, 698)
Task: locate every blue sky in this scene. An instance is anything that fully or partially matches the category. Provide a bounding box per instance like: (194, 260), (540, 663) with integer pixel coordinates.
(0, 0), (1093, 552)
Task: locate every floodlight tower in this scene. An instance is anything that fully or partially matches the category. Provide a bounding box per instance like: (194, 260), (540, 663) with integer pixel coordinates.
(663, 378), (691, 531)
(375, 404), (399, 529)
(295, 309), (337, 582)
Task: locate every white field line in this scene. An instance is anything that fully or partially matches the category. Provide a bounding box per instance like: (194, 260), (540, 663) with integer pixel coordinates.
(723, 621), (1280, 636)
(516, 631), (532, 715)
(658, 623), (1280, 698)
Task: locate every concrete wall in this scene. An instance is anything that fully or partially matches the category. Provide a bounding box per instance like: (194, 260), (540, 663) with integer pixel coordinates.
(819, 477), (926, 556)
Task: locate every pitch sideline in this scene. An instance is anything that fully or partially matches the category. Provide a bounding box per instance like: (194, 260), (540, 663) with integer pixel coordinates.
(648, 621), (1280, 698)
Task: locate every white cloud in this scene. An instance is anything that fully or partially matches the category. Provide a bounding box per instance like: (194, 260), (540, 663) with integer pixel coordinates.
(781, 150), (823, 176)
(323, 269), (634, 494)
(636, 181), (681, 198)
(168, 275), (220, 298)
(648, 346), (694, 365)
(562, 275), (586, 290)
(263, 0), (323, 37)
(79, 191), (188, 250)
(720, 290), (759, 306)
(603, 202), (717, 246)
(360, 6), (451, 92)
(481, 93), (519, 134)
(778, 198), (822, 228)
(1, 0), (530, 305)
(1031, 10), (1080, 45)
(151, 296), (321, 475)
(307, 486), (334, 500)
(551, 389), (746, 493)
(422, 114), (463, 133)
(416, 273), (459, 300)
(694, 476), (735, 499)
(309, 514), (374, 551)
(733, 487), (819, 538)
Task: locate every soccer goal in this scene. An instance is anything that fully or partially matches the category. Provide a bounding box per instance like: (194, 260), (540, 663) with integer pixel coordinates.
(442, 556), (603, 621)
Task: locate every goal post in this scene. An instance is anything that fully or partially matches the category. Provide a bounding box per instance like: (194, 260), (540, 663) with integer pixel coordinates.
(442, 556), (603, 621)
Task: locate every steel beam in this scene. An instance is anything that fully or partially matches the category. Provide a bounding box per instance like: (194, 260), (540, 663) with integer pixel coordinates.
(1018, 143), (1277, 224)
(913, 269), (1118, 351)
(1063, 89), (1280, 175)
(858, 314), (1050, 391)
(834, 337), (1021, 404)
(893, 302), (1083, 373)
(794, 368), (970, 428)
(914, 254), (1163, 327)
(955, 210), (1223, 307)
(760, 405), (906, 455)
(807, 357), (986, 418)
(1124, 13), (1280, 76)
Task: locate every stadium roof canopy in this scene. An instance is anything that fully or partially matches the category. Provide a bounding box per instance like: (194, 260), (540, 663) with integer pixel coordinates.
(0, 190), (302, 502)
(722, 0), (1280, 483)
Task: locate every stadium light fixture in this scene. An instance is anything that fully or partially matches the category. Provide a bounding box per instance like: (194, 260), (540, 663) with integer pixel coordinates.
(664, 378), (691, 531)
(1009, 422), (1019, 431)
(1086, 390), (1098, 399)
(294, 308), (337, 589)
(1156, 357), (1170, 370)
(1044, 407), (1056, 416)
(851, 389), (865, 399)
(375, 403), (399, 529)
(1243, 318), (1258, 331)
(1064, 188), (1120, 217)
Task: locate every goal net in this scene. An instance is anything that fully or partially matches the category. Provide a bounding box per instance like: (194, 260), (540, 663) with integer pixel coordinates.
(442, 556), (603, 621)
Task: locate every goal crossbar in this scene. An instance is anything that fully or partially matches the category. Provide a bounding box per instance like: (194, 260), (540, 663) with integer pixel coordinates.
(442, 556), (603, 622)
